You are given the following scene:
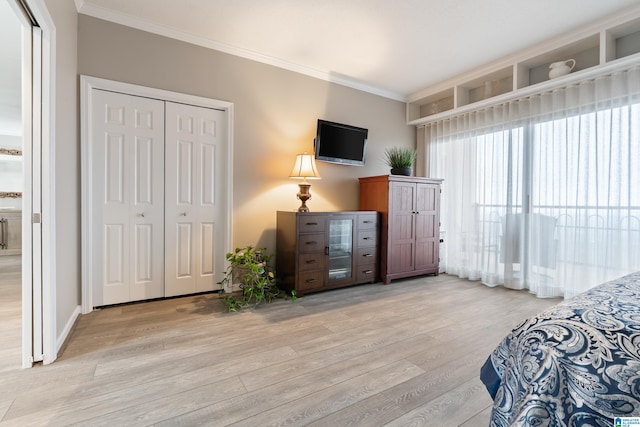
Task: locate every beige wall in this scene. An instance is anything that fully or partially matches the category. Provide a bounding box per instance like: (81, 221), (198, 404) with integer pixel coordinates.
(43, 0), (79, 346)
(77, 15), (414, 253)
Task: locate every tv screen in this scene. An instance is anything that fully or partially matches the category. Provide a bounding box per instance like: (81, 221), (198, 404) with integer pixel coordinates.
(314, 119), (368, 166)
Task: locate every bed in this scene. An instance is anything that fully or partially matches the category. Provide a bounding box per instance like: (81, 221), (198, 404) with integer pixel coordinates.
(481, 272), (640, 426)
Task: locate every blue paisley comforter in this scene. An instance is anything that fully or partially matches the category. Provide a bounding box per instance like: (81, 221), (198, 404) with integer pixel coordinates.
(480, 272), (640, 426)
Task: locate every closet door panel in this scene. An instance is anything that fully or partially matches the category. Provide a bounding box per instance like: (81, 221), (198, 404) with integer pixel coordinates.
(165, 102), (227, 296)
(92, 89), (165, 306)
(176, 222), (193, 278)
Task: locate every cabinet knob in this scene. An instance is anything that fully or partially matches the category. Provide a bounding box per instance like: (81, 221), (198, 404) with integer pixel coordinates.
(440, 239), (444, 243)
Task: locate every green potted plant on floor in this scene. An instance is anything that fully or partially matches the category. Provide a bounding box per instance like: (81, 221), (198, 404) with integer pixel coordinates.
(217, 246), (294, 312)
(384, 147), (417, 176)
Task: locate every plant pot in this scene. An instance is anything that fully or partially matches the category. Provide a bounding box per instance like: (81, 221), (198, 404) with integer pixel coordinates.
(390, 167), (412, 176)
(231, 265), (250, 289)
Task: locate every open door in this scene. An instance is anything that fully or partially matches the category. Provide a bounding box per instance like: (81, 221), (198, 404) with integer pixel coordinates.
(6, 0), (44, 367)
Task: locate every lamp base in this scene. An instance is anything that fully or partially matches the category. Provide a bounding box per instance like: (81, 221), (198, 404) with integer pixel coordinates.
(296, 183), (312, 212)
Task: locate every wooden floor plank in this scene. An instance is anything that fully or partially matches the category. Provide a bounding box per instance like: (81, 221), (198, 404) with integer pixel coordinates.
(0, 269), (560, 426)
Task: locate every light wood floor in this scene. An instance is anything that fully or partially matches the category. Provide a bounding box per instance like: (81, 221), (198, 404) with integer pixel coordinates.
(0, 255), (21, 374)
(0, 273), (560, 426)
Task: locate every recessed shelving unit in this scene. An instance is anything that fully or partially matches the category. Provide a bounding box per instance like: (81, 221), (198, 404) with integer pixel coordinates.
(407, 7), (640, 125)
(517, 34), (600, 88)
(458, 66), (513, 107)
(407, 88), (454, 122)
(607, 17), (640, 61)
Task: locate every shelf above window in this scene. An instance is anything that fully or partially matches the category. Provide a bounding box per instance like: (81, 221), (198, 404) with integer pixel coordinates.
(407, 7), (640, 126)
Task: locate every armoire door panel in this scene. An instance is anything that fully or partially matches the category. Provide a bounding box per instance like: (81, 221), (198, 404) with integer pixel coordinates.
(415, 240), (438, 270)
(92, 89), (165, 306)
(416, 215), (436, 239)
(391, 242), (414, 273)
(416, 184), (437, 212)
(393, 214), (415, 241)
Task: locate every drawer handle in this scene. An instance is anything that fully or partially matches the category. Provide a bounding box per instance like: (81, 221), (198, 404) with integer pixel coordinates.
(363, 220), (373, 223)
(306, 278), (318, 283)
(362, 237), (371, 240)
(306, 241), (318, 245)
(306, 222), (318, 225)
(363, 253), (373, 257)
(362, 270), (373, 274)
(306, 259), (317, 264)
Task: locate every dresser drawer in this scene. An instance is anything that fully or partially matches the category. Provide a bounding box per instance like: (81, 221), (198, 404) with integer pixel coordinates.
(298, 270), (324, 291)
(356, 247), (378, 265)
(357, 230), (377, 247)
(357, 214), (378, 230)
(356, 265), (377, 282)
(298, 252), (324, 272)
(298, 233), (325, 253)
(297, 216), (325, 233)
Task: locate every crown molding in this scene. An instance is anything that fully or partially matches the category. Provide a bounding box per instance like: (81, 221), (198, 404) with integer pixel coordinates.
(76, 2), (406, 102)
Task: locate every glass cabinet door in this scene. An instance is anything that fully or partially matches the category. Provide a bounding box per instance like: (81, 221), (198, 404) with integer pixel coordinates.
(327, 217), (354, 282)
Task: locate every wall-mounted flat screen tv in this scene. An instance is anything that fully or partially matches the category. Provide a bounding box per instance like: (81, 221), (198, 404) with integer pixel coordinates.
(314, 119), (368, 166)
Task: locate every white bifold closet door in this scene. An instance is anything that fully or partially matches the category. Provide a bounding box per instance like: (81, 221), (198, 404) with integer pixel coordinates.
(91, 89), (166, 306)
(164, 102), (226, 297)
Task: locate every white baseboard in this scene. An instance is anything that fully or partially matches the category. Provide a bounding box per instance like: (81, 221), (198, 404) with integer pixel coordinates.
(56, 305), (81, 354)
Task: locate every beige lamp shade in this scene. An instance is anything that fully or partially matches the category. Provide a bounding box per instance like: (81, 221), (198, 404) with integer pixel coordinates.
(289, 153), (321, 182)
(289, 153), (320, 212)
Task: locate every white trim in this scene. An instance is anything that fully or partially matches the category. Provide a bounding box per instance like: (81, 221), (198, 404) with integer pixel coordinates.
(16, 8), (34, 370)
(30, 26), (43, 364)
(10, 0), (56, 368)
(26, 0), (57, 366)
(56, 305), (81, 352)
(74, 3), (405, 102)
(80, 75), (234, 314)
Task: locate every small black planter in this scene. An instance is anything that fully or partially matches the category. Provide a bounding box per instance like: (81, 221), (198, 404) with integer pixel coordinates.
(390, 167), (412, 176)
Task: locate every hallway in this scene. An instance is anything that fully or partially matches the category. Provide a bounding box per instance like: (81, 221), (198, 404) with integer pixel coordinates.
(0, 254), (21, 373)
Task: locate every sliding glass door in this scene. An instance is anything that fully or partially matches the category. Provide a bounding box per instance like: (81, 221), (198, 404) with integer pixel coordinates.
(423, 65), (640, 298)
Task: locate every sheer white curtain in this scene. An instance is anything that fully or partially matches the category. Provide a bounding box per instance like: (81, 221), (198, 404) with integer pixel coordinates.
(421, 65), (640, 298)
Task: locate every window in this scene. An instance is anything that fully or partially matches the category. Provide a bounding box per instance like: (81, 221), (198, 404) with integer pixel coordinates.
(422, 65), (640, 297)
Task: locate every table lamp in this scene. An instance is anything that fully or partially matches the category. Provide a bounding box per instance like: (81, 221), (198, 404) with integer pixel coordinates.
(289, 153), (321, 212)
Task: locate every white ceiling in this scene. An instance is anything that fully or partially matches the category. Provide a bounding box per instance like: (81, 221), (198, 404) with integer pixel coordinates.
(75, 0), (640, 101)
